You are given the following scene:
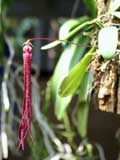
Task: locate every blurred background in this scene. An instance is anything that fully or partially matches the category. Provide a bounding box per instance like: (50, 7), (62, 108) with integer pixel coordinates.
(0, 0), (120, 160)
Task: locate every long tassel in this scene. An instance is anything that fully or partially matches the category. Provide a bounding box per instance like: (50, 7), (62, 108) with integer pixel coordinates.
(17, 36), (91, 150)
(18, 42), (32, 150)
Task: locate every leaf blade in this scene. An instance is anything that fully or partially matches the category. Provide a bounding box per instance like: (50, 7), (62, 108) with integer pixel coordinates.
(84, 0), (97, 17)
(51, 37), (81, 119)
(41, 18), (96, 50)
(51, 36), (89, 119)
(59, 47), (95, 97)
(77, 72), (93, 137)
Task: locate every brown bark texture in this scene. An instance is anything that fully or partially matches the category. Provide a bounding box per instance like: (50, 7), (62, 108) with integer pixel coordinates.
(92, 0), (120, 113)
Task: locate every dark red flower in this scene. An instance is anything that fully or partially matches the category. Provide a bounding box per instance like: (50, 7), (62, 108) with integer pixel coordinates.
(18, 42), (32, 150)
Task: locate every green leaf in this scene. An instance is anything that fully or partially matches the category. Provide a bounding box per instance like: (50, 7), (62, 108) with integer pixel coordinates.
(51, 45), (73, 120)
(0, 0), (2, 14)
(41, 19), (96, 50)
(77, 72), (93, 137)
(84, 0), (97, 17)
(109, 0), (120, 12)
(59, 16), (89, 40)
(41, 40), (61, 50)
(51, 36), (86, 119)
(3, 0), (13, 7)
(0, 0), (13, 14)
(78, 72), (93, 101)
(69, 37), (90, 69)
(77, 102), (89, 138)
(111, 11), (120, 19)
(0, 34), (4, 63)
(59, 47), (95, 97)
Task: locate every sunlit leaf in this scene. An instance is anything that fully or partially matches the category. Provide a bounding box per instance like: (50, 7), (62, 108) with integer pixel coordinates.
(77, 102), (89, 138)
(41, 40), (61, 50)
(109, 0), (120, 12)
(51, 45), (73, 120)
(77, 72), (93, 137)
(59, 47), (95, 97)
(69, 37), (90, 69)
(111, 11), (120, 19)
(41, 17), (89, 50)
(41, 19), (96, 50)
(51, 36), (89, 119)
(59, 16), (89, 40)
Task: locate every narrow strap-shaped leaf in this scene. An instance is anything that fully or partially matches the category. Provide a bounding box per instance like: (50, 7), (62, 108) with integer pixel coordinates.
(69, 37), (90, 69)
(59, 16), (89, 40)
(84, 0), (97, 17)
(77, 72), (93, 138)
(59, 47), (95, 97)
(51, 36), (86, 119)
(109, 0), (120, 12)
(77, 102), (89, 138)
(51, 37), (81, 119)
(41, 19), (96, 50)
(111, 11), (120, 19)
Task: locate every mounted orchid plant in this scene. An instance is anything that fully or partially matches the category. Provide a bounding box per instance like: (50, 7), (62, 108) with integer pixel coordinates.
(17, 0), (120, 156)
(2, 0), (120, 159)
(3, 0), (119, 159)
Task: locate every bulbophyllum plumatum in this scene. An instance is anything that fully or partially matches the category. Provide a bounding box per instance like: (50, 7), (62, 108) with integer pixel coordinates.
(18, 40), (33, 150)
(18, 37), (91, 150)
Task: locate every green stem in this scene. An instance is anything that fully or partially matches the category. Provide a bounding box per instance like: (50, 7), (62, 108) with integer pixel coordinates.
(43, 80), (51, 114)
(63, 112), (76, 149)
(64, 19), (97, 41)
(86, 143), (93, 159)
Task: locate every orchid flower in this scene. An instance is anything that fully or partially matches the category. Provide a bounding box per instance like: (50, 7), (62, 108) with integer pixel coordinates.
(18, 41), (32, 150)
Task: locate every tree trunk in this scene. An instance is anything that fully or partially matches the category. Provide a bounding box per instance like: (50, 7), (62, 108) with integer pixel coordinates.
(92, 0), (120, 113)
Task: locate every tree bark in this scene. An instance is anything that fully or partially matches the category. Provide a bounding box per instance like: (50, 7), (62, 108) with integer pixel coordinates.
(92, 0), (120, 113)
